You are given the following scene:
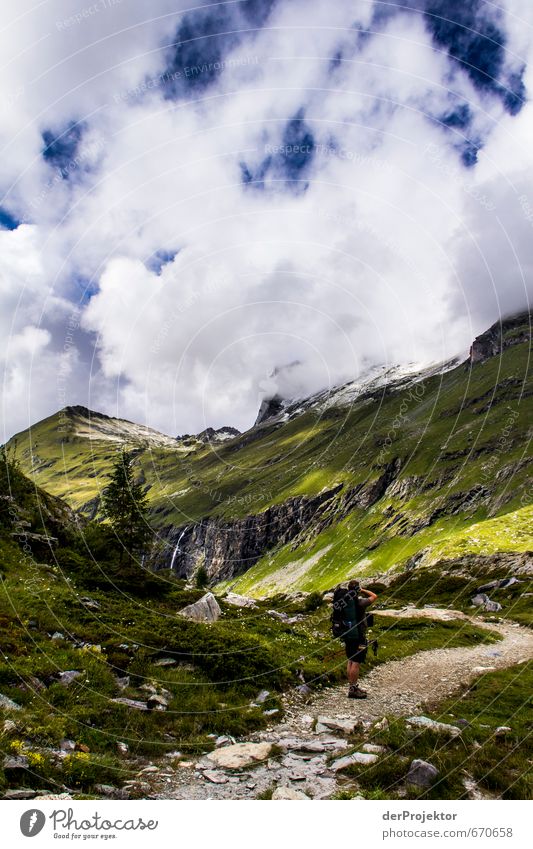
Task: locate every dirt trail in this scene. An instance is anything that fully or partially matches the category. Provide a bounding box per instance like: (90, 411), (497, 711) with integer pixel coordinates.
(282, 609), (533, 728)
(151, 609), (533, 800)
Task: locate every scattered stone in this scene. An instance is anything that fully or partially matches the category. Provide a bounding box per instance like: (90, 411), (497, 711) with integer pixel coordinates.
(471, 594), (502, 612)
(331, 752), (379, 771)
(0, 694), (21, 711)
(153, 658), (178, 667)
(224, 592), (257, 608)
(179, 761), (194, 768)
(80, 597), (100, 610)
(316, 716), (358, 735)
(272, 786), (310, 800)
(3, 756), (29, 780)
(51, 632), (65, 641)
(255, 689), (270, 704)
(406, 759), (439, 789)
(296, 684), (312, 697)
(58, 670), (82, 687)
(115, 675), (130, 690)
(177, 592), (222, 623)
(494, 726), (512, 738)
(361, 743), (387, 754)
(206, 742), (273, 770)
(471, 666), (496, 674)
(215, 736), (235, 748)
(75, 743), (90, 753)
(147, 694), (168, 711)
(164, 750), (182, 759)
(94, 784), (130, 799)
(374, 717), (389, 731)
(2, 789), (38, 800)
(406, 716), (461, 737)
(3, 719), (17, 733)
(203, 770), (228, 784)
(264, 709), (279, 717)
(138, 765), (159, 774)
(60, 739), (76, 753)
(116, 742), (129, 756)
(455, 719), (470, 728)
(37, 793), (73, 800)
(111, 698), (148, 711)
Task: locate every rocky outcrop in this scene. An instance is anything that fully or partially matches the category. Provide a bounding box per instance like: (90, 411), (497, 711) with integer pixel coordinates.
(469, 311), (530, 364)
(157, 484), (343, 582)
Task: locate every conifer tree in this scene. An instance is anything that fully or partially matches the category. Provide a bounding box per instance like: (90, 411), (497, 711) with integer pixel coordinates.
(101, 449), (151, 566)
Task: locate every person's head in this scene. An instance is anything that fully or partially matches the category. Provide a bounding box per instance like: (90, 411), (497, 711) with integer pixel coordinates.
(348, 579), (360, 595)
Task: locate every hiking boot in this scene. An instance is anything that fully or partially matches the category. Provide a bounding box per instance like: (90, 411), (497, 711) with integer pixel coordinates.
(348, 685), (367, 699)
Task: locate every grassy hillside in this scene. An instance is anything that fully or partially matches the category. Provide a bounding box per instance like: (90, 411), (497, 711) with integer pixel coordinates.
(7, 313), (532, 593)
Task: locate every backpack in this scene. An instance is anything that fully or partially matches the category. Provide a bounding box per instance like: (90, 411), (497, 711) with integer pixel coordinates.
(331, 587), (366, 640)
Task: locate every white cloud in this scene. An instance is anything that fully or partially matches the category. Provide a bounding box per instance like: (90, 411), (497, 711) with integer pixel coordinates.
(1, 0), (533, 438)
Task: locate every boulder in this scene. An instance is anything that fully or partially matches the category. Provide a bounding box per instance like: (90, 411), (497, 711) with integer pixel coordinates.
(206, 741), (272, 770)
(406, 759), (439, 789)
(0, 694), (21, 712)
(316, 716), (358, 735)
(406, 715), (461, 737)
(331, 752), (379, 771)
(272, 786), (310, 800)
(177, 592), (221, 623)
(224, 593), (257, 608)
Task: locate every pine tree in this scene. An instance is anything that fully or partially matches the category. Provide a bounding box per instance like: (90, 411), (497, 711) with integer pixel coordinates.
(101, 449), (151, 567)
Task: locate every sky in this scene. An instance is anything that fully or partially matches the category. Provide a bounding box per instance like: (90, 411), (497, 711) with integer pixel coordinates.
(1, 0), (532, 440)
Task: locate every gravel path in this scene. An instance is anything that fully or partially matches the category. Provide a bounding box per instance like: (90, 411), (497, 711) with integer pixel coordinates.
(282, 610), (533, 728)
(149, 609), (533, 800)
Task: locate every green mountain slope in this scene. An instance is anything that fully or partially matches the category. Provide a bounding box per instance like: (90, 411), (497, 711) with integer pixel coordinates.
(7, 312), (533, 594)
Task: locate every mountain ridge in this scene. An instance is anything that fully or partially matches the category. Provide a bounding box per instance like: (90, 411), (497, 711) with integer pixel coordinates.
(6, 310), (532, 594)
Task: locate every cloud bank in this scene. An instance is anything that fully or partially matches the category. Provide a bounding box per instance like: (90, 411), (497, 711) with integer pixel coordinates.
(1, 0), (532, 438)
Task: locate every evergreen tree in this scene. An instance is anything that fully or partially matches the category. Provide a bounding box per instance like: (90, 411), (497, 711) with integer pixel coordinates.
(101, 449), (151, 566)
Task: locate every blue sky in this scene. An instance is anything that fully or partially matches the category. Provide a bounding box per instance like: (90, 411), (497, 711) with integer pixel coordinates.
(1, 0), (532, 439)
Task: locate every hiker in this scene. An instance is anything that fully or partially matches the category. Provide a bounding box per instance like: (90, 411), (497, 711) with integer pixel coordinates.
(331, 579), (378, 699)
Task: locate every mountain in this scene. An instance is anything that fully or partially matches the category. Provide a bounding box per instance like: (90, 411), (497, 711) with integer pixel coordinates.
(7, 311), (533, 594)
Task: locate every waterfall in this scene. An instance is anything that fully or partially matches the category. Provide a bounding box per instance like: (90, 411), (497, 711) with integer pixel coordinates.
(170, 526), (188, 571)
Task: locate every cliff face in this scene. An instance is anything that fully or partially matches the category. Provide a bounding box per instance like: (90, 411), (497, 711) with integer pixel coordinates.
(469, 312), (531, 363)
(153, 458), (404, 583)
(154, 484), (343, 582)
